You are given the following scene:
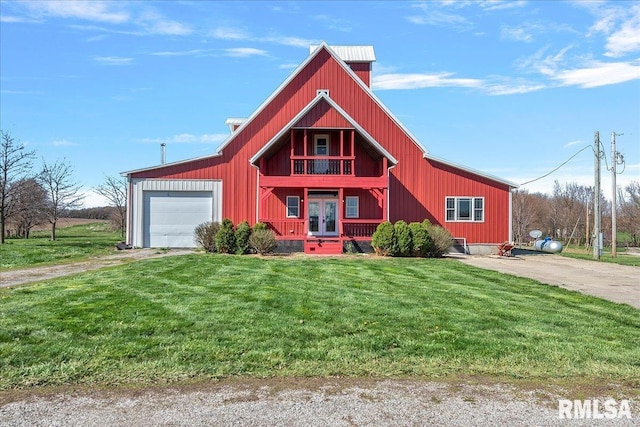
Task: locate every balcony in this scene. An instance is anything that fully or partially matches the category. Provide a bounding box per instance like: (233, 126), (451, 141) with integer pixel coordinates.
(291, 155), (354, 175)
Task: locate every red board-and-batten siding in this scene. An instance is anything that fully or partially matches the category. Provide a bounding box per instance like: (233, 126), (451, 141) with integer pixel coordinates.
(129, 47), (511, 244)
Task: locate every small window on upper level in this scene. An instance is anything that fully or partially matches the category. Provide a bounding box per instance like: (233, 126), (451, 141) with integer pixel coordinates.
(317, 89), (329, 97)
(314, 134), (329, 156)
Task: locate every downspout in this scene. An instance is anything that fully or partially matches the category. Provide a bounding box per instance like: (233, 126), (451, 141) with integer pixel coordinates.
(509, 187), (514, 243)
(125, 175), (133, 245)
(386, 161), (397, 222)
(251, 161), (260, 224)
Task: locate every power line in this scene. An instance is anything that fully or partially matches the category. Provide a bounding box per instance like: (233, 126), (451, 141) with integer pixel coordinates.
(519, 145), (592, 187)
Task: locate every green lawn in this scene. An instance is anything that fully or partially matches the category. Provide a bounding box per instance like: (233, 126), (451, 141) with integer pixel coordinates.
(0, 223), (121, 270)
(560, 245), (640, 267)
(1, 255), (638, 390)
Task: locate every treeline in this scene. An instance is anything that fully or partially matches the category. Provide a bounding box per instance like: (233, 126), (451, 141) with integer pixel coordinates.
(513, 180), (640, 247)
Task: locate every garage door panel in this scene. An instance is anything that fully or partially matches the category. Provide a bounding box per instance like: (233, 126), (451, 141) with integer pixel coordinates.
(143, 191), (213, 248)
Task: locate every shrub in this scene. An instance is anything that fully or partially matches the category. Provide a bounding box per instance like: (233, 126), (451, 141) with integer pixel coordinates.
(394, 220), (413, 257)
(249, 229), (277, 255)
(425, 223), (454, 258)
(253, 222), (269, 232)
(235, 221), (252, 254)
(409, 222), (432, 257)
(371, 221), (398, 256)
(194, 221), (220, 253)
(215, 218), (237, 254)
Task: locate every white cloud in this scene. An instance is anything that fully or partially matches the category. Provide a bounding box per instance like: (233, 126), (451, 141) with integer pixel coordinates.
(373, 72), (482, 90)
(210, 27), (251, 40)
(24, 1), (130, 24)
(52, 139), (78, 147)
(93, 56), (133, 65)
(501, 26), (534, 42)
(136, 10), (192, 36)
(138, 134), (228, 145)
(604, 5), (640, 57)
(563, 140), (585, 148)
(224, 48), (268, 58)
(372, 72), (544, 95)
(151, 49), (205, 57)
(553, 60), (640, 88)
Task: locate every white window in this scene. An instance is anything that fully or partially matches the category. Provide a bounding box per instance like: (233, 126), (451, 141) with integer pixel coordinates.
(317, 89), (329, 97)
(286, 196), (300, 218)
(445, 197), (484, 222)
(345, 196), (359, 218)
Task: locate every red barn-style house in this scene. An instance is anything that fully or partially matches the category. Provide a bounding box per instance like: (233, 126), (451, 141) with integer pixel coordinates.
(122, 43), (517, 254)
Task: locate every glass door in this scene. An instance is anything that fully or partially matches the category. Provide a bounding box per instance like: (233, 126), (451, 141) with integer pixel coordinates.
(307, 199), (338, 237)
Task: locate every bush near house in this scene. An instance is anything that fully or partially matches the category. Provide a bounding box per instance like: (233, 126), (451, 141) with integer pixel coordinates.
(373, 220), (453, 258)
(194, 221), (221, 253)
(371, 221), (398, 256)
(423, 219), (454, 257)
(249, 229), (277, 255)
(215, 218), (237, 254)
(394, 220), (413, 257)
(409, 221), (432, 257)
(235, 221), (252, 254)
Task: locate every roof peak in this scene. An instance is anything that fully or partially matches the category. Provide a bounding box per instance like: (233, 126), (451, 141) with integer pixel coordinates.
(310, 44), (376, 62)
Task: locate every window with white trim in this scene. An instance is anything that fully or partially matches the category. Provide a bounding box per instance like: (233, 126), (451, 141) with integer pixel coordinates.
(345, 196), (359, 218)
(317, 89), (329, 96)
(445, 197), (484, 222)
(313, 134), (329, 155)
(286, 196), (300, 218)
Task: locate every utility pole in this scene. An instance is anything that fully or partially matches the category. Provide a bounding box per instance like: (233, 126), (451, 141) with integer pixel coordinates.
(593, 131), (601, 260)
(611, 132), (624, 258)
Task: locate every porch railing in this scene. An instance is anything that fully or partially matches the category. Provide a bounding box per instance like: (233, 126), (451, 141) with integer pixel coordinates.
(261, 219), (305, 239)
(261, 218), (382, 240)
(342, 219), (382, 237)
(291, 155), (354, 176)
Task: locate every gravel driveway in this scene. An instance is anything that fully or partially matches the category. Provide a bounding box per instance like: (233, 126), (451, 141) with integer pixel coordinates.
(1, 378), (637, 426)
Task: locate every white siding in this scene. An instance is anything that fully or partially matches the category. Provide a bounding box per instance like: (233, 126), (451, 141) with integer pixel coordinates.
(129, 179), (222, 248)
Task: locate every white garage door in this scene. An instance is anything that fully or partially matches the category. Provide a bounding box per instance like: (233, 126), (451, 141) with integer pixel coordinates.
(143, 191), (213, 248)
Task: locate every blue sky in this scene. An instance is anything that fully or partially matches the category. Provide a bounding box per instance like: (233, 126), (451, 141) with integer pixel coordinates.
(1, 0), (639, 207)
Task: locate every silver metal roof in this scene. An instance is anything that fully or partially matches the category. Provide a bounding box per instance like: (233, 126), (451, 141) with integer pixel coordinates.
(309, 45), (376, 62)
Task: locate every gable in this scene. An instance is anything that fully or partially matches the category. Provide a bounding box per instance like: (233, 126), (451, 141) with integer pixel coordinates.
(293, 99), (352, 128)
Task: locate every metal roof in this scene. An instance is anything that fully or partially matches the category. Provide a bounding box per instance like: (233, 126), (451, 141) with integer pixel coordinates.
(309, 45), (376, 62)
(224, 118), (246, 125)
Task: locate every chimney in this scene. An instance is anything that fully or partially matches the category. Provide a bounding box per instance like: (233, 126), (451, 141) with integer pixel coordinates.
(160, 143), (166, 165)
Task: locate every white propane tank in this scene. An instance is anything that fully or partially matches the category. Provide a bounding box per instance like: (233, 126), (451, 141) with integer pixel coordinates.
(533, 238), (563, 253)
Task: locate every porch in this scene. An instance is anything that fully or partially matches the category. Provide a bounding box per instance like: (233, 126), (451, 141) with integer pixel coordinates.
(260, 218), (383, 254)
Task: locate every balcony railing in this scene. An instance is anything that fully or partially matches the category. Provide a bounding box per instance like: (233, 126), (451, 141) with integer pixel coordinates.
(291, 156), (354, 176)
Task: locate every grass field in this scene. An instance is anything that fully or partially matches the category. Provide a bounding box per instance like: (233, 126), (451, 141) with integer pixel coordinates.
(1, 254), (638, 390)
(560, 245), (640, 267)
(0, 221), (121, 270)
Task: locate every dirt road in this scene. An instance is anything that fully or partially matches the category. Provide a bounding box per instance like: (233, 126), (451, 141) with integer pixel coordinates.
(457, 253), (639, 309)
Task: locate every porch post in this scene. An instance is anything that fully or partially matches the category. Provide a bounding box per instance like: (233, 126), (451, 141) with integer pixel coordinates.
(290, 129), (295, 174)
(350, 130), (355, 176)
(303, 129), (308, 157)
(304, 187), (309, 236)
(338, 187), (344, 241)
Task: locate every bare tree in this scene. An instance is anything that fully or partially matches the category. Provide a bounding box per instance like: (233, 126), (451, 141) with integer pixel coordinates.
(95, 175), (127, 238)
(0, 131), (37, 243)
(618, 181), (640, 247)
(38, 158), (84, 240)
(10, 178), (48, 238)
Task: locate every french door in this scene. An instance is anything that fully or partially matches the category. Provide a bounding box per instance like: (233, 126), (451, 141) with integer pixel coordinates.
(308, 199), (338, 237)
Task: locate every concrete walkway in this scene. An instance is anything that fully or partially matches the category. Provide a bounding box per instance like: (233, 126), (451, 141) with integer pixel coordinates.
(457, 253), (640, 309)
